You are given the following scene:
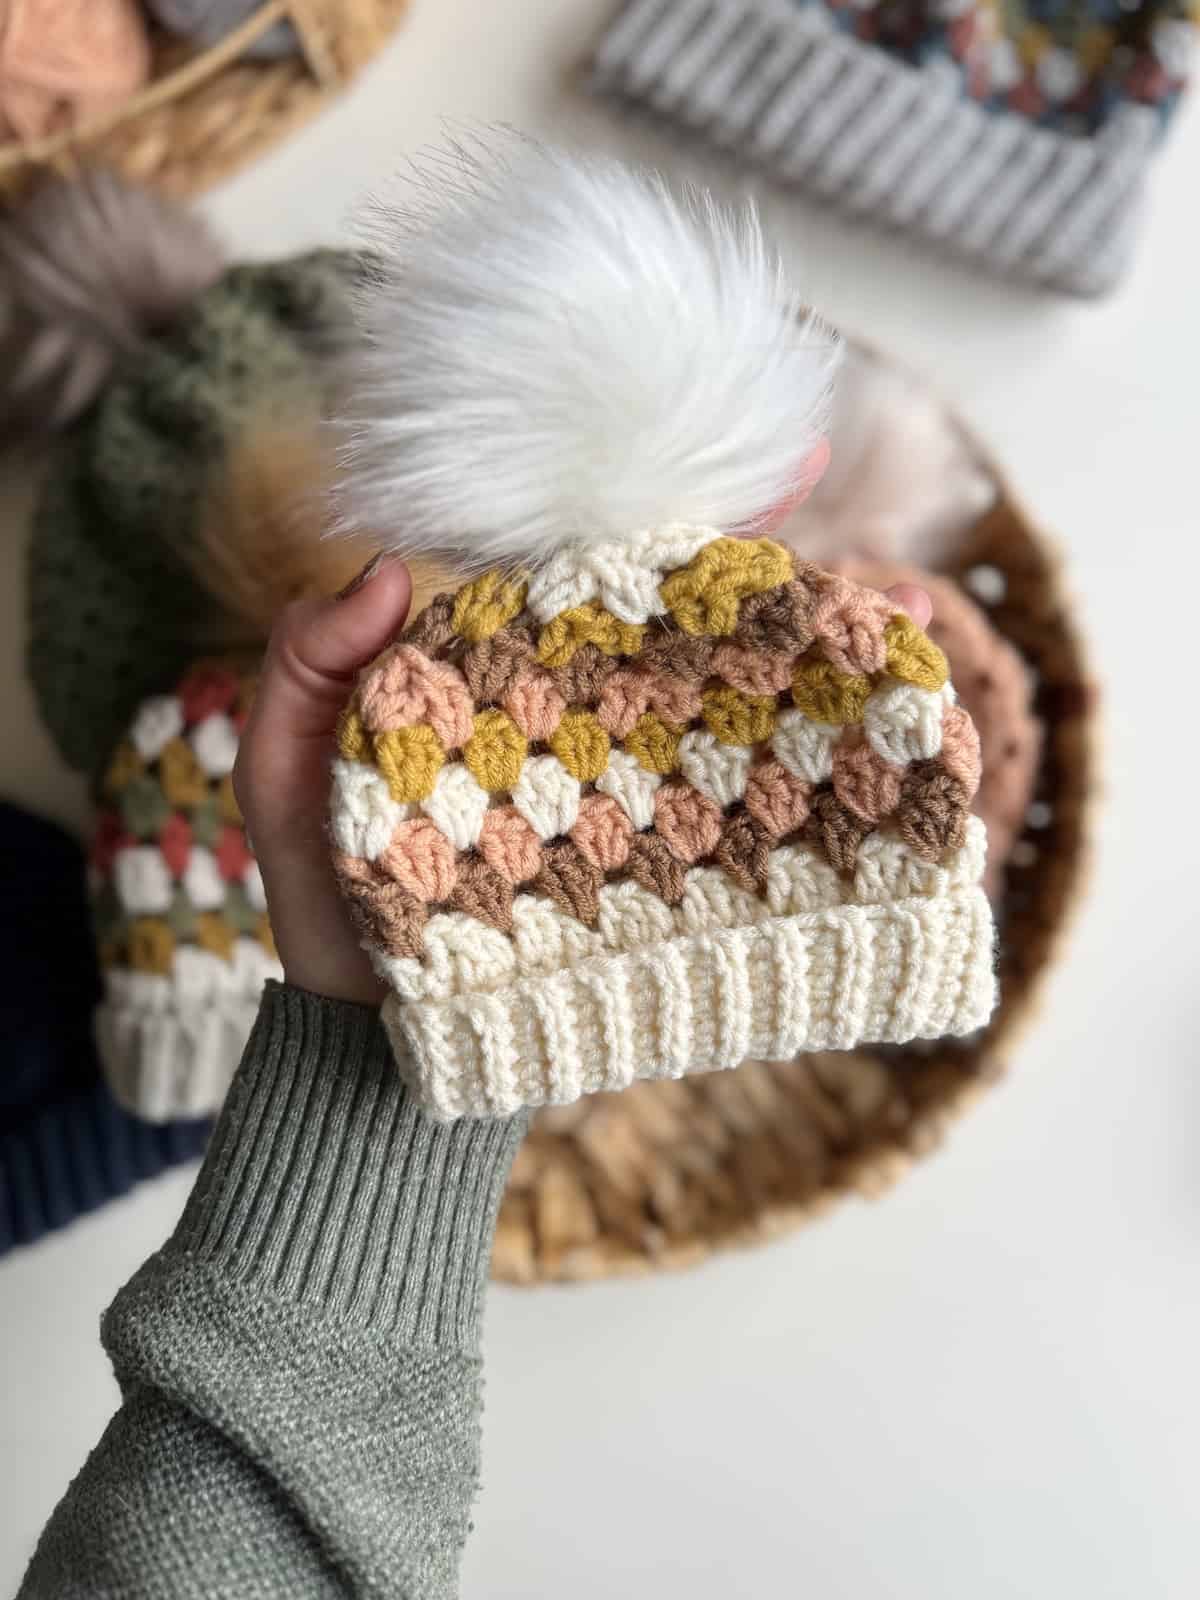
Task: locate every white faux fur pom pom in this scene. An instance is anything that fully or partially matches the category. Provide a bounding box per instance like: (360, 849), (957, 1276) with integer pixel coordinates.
(334, 133), (840, 570)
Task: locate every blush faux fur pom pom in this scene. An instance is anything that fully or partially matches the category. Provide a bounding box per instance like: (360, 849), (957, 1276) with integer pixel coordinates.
(333, 134), (840, 570)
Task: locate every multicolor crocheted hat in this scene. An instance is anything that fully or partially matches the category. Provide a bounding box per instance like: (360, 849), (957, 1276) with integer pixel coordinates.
(325, 139), (997, 1119)
(331, 540), (994, 1119)
(90, 661), (281, 1120)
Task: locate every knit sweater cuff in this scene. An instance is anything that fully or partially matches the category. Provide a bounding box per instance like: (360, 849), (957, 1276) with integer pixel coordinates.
(165, 982), (527, 1347)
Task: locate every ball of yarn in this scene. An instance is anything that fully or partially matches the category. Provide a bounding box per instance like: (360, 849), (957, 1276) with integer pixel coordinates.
(145, 0), (298, 60)
(0, 0), (151, 142)
(835, 558), (1041, 896)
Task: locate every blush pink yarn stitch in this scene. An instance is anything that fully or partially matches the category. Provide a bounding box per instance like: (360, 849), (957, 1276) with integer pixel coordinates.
(504, 668), (566, 741)
(358, 645), (474, 749)
(744, 758), (813, 838)
(477, 805), (543, 884)
(710, 641), (796, 696)
(642, 668), (704, 726)
(570, 793), (633, 871)
(596, 668), (653, 738)
(810, 576), (891, 676)
(939, 703), (983, 797)
(653, 782), (723, 864)
(379, 817), (458, 902)
(832, 736), (904, 824)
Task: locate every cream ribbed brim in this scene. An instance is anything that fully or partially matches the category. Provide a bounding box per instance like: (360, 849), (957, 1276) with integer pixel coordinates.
(384, 887), (996, 1120)
(97, 997), (261, 1122)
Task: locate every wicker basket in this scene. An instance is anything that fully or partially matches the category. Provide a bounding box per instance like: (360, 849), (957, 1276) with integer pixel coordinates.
(0, 0), (407, 201)
(492, 446), (1096, 1285)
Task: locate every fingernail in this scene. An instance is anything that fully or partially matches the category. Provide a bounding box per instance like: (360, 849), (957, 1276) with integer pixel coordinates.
(336, 553), (386, 600)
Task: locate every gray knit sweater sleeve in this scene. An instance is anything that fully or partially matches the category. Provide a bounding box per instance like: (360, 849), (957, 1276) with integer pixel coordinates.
(18, 982), (528, 1600)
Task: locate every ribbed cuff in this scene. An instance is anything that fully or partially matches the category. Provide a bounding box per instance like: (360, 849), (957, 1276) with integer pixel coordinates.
(389, 888), (997, 1120)
(167, 982), (527, 1347)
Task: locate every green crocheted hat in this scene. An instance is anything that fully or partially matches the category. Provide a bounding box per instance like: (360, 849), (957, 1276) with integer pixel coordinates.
(25, 238), (356, 781)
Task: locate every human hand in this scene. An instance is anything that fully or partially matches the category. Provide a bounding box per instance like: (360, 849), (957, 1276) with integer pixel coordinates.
(234, 558), (412, 1006)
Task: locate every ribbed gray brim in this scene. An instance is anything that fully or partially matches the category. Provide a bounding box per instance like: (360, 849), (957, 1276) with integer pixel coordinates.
(592, 0), (1158, 294)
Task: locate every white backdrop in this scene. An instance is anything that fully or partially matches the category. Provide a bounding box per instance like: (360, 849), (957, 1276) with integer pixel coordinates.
(2, 2), (1198, 1594)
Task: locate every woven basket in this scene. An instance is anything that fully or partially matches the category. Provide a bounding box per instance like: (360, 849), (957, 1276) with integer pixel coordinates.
(491, 448), (1095, 1285)
(0, 0), (407, 201)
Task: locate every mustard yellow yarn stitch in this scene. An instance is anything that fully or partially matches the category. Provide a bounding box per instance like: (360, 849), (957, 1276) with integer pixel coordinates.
(659, 537), (792, 636)
(464, 709), (528, 792)
(625, 712), (684, 774)
(884, 615), (949, 692)
(701, 686), (776, 746)
(791, 659), (872, 725)
(373, 723), (445, 802)
(536, 603), (646, 667)
(549, 710), (611, 783)
(452, 571), (528, 643)
(337, 708), (372, 763)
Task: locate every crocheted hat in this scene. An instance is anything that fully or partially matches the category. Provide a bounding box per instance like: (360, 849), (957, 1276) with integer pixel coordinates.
(330, 541), (996, 1118)
(593, 0), (1195, 295)
(324, 139), (997, 1119)
(90, 661), (281, 1120)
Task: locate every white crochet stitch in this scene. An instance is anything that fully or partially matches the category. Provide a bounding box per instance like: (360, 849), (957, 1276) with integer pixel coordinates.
(130, 694), (184, 761)
(511, 755), (582, 840)
(678, 729), (753, 807)
(525, 524), (716, 623)
(593, 749), (661, 829)
(863, 680), (948, 765)
(512, 893), (605, 975)
(330, 759), (412, 860)
(181, 846), (226, 912)
(172, 946), (238, 1005)
(114, 846), (173, 915)
(770, 708), (840, 783)
(421, 763), (491, 851)
(190, 712), (239, 777)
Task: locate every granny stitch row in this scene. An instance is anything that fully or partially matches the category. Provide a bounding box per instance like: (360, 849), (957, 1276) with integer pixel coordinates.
(91, 663), (282, 1120)
(330, 533), (996, 1117)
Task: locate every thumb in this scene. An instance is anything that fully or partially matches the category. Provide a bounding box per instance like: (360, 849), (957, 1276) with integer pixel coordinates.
(251, 558), (413, 744)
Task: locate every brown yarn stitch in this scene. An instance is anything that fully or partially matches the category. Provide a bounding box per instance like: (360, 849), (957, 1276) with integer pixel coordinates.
(461, 628), (533, 705)
(533, 840), (603, 926)
(333, 854), (427, 958)
(447, 854), (515, 933)
(895, 762), (971, 862)
(714, 810), (771, 894)
(805, 790), (868, 874)
(735, 578), (818, 653)
(549, 642), (618, 704)
(625, 833), (686, 906)
(400, 592), (457, 653)
(637, 632), (716, 679)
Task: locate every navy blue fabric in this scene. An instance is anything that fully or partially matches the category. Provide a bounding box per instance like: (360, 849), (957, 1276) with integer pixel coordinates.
(0, 802), (210, 1255)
